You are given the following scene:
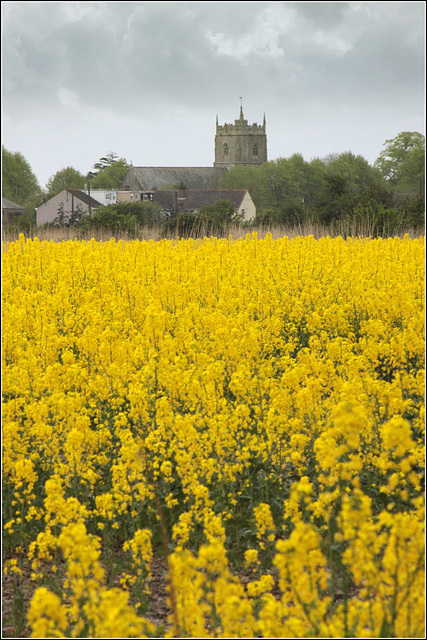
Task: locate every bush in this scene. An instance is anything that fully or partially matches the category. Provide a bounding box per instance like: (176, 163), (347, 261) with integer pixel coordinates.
(79, 201), (164, 234)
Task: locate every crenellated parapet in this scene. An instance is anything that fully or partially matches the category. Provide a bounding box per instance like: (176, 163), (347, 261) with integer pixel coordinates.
(216, 122), (266, 134)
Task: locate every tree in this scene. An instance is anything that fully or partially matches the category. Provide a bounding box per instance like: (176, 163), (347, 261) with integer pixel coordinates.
(2, 146), (41, 206)
(262, 154), (321, 222)
(89, 152), (129, 189)
(220, 155), (325, 223)
(45, 166), (86, 199)
(93, 151), (119, 172)
(219, 165), (266, 209)
(316, 152), (391, 223)
(375, 133), (425, 225)
(306, 158), (326, 207)
(396, 145), (425, 195)
(375, 132), (425, 189)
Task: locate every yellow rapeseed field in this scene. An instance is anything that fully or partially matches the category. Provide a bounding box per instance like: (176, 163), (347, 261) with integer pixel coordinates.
(2, 233), (425, 638)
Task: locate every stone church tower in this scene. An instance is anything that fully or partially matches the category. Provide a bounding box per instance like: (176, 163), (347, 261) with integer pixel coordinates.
(214, 106), (267, 169)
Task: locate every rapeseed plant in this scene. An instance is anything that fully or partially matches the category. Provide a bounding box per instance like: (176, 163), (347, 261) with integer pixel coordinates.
(2, 233), (424, 637)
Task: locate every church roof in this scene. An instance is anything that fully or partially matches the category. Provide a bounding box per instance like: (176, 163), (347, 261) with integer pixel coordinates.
(125, 166), (227, 191)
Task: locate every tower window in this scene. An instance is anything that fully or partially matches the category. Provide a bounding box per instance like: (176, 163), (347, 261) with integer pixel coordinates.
(253, 144), (259, 157)
(223, 143), (229, 158)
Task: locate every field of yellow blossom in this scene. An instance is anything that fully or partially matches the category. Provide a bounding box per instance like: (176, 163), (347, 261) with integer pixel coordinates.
(2, 233), (425, 638)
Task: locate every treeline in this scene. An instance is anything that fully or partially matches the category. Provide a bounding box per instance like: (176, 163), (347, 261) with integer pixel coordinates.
(2, 132), (425, 236)
(219, 132), (425, 234)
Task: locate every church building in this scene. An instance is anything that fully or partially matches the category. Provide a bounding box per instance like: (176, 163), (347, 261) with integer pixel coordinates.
(121, 106), (267, 192)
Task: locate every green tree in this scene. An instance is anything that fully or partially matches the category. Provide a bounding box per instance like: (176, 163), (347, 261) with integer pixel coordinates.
(316, 152), (391, 223)
(93, 151), (119, 171)
(396, 145), (425, 197)
(220, 155), (326, 223)
(219, 165), (266, 209)
(375, 133), (425, 226)
(89, 152), (129, 189)
(374, 132), (425, 192)
(45, 166), (86, 199)
(262, 154), (322, 222)
(305, 157), (326, 207)
(2, 146), (41, 206)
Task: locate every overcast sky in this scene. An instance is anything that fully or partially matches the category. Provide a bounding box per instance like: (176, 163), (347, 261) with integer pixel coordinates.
(2, 1), (425, 189)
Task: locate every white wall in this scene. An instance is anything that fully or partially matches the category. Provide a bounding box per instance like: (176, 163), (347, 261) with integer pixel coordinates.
(82, 190), (117, 206)
(238, 191), (256, 221)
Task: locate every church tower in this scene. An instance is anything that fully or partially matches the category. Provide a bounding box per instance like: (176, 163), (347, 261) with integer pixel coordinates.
(214, 106), (267, 169)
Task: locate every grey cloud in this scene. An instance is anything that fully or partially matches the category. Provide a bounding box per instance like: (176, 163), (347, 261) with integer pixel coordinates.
(2, 1), (425, 186)
(294, 1), (350, 27)
(4, 2), (424, 113)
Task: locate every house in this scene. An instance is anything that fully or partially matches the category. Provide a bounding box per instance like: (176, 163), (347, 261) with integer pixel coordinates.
(152, 189), (256, 222)
(36, 189), (102, 226)
(2, 197), (25, 226)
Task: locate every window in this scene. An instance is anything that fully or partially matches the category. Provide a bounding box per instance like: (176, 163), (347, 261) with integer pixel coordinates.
(253, 144), (259, 157)
(223, 143), (229, 158)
